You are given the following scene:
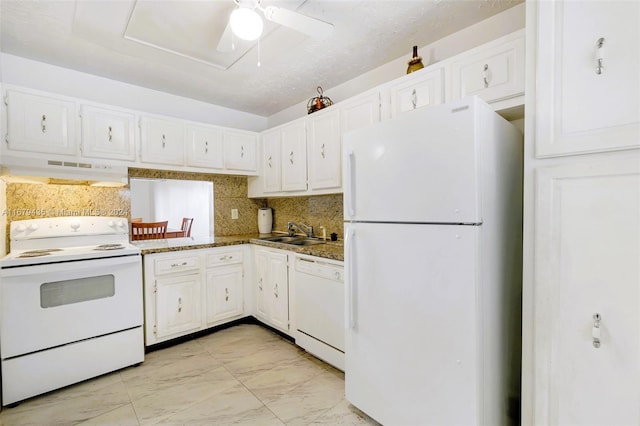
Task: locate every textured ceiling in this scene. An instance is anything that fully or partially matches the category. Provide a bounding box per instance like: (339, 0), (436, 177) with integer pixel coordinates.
(0, 0), (523, 117)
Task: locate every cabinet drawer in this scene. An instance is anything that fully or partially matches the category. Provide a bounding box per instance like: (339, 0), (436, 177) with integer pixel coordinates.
(154, 255), (201, 275)
(206, 250), (243, 267)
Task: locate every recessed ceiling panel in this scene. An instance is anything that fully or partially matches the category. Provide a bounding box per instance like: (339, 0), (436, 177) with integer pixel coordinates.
(123, 0), (253, 69)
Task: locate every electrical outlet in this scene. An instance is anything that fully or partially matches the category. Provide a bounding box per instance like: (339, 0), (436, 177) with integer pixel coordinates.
(231, 209), (238, 220)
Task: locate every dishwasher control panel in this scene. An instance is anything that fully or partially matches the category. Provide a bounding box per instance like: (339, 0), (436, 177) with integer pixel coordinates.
(295, 258), (343, 282)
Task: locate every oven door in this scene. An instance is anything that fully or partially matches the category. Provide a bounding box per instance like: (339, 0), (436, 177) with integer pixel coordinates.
(0, 255), (143, 359)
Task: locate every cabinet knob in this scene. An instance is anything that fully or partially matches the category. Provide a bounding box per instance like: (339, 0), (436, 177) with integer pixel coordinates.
(289, 151), (294, 165)
(41, 115), (47, 133)
(596, 37), (605, 75)
(108, 126), (113, 142)
(592, 313), (601, 348)
(483, 64), (490, 88)
(162, 134), (166, 148)
(411, 89), (417, 109)
(321, 143), (325, 158)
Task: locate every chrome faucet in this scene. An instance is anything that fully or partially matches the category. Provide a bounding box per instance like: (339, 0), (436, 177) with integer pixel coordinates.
(287, 221), (314, 238)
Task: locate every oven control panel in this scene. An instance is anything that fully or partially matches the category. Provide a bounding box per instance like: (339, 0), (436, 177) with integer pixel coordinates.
(10, 216), (129, 240)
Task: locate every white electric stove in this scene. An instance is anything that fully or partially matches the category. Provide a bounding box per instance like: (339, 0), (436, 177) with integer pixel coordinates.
(0, 216), (144, 406)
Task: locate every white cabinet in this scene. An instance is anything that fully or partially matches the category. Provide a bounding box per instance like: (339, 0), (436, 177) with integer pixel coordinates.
(260, 128), (282, 193)
(205, 249), (244, 325)
(340, 91), (381, 134)
(280, 120), (307, 191)
(451, 31), (524, 107)
(144, 252), (202, 344)
(80, 105), (136, 161)
(534, 2), (639, 157)
(139, 116), (184, 166)
(5, 89), (76, 156)
(389, 66), (447, 117)
(523, 2), (640, 425)
(308, 108), (341, 190)
(254, 248), (290, 334)
(531, 155), (640, 425)
(224, 129), (257, 172)
(186, 124), (224, 169)
(143, 247), (245, 346)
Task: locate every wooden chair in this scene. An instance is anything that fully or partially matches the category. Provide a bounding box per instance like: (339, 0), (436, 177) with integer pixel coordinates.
(181, 217), (194, 237)
(131, 221), (168, 240)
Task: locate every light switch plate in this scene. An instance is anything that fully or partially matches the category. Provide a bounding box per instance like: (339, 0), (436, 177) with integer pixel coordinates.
(231, 208), (238, 219)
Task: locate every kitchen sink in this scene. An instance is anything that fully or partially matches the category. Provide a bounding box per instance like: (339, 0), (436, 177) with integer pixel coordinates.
(259, 235), (326, 246)
(288, 239), (326, 246)
(259, 235), (303, 243)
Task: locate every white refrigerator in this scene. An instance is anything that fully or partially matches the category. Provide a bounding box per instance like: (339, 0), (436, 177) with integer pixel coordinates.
(343, 97), (523, 425)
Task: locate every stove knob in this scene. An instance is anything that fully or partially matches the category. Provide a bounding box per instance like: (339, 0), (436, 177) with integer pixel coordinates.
(70, 221), (81, 231)
(117, 220), (126, 228)
(15, 224), (26, 233)
(27, 223), (39, 231)
(108, 220), (115, 227)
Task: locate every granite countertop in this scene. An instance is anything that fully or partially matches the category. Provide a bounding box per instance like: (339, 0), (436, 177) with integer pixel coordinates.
(133, 233), (344, 261)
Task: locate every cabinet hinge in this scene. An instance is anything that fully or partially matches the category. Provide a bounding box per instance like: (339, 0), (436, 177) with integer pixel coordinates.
(3, 95), (8, 106)
(154, 281), (157, 293)
(5, 133), (8, 145)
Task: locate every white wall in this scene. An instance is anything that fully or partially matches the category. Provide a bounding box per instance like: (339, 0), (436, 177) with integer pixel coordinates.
(0, 53), (268, 132)
(267, 3), (526, 127)
(130, 178), (213, 238)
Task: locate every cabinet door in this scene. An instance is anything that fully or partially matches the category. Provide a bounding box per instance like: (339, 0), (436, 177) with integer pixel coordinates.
(535, 1), (640, 157)
(205, 264), (243, 324)
(451, 33), (524, 105)
(5, 90), (76, 155)
(280, 120), (307, 191)
(261, 128), (282, 193)
(389, 67), (446, 117)
(308, 108), (341, 190)
(80, 105), (136, 161)
(155, 273), (202, 339)
(224, 129), (257, 171)
(139, 116), (184, 165)
(268, 252), (289, 332)
(340, 91), (380, 134)
(186, 124), (224, 169)
(532, 155), (640, 425)
(255, 250), (269, 321)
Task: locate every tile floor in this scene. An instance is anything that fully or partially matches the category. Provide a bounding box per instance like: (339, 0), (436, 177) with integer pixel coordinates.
(0, 324), (379, 425)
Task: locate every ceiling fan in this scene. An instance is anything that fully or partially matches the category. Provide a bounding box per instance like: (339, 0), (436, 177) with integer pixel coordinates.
(217, 0), (334, 52)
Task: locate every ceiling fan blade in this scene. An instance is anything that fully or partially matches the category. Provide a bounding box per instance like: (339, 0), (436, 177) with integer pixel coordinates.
(262, 6), (333, 39)
(216, 20), (234, 52)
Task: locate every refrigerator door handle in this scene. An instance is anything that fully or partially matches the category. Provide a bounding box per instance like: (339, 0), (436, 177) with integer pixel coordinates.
(345, 227), (357, 329)
(346, 149), (356, 218)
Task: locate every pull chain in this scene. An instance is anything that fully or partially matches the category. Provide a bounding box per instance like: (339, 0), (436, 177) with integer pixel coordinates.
(257, 38), (261, 67)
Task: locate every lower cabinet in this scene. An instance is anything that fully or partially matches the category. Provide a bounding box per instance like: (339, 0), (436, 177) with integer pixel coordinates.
(254, 247), (291, 334)
(143, 247), (245, 346)
(205, 254), (244, 325)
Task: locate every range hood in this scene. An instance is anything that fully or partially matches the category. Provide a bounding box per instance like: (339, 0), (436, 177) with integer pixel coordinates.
(1, 156), (129, 186)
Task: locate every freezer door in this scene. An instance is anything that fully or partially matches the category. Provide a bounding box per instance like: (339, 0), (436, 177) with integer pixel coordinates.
(343, 98), (481, 223)
(344, 222), (480, 425)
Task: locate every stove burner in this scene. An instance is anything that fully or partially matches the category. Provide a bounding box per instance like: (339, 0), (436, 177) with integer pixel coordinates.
(94, 244), (125, 251)
(17, 248), (64, 258)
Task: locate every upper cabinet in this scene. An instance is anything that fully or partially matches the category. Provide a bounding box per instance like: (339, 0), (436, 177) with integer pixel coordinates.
(185, 124), (224, 169)
(308, 108), (341, 190)
(340, 91), (381, 134)
(451, 31), (525, 108)
(388, 66), (447, 117)
(5, 90), (76, 156)
(2, 86), (260, 178)
(139, 116), (185, 166)
(80, 105), (136, 161)
(280, 119), (307, 191)
(260, 127), (282, 193)
(223, 129), (257, 172)
(534, 2), (639, 157)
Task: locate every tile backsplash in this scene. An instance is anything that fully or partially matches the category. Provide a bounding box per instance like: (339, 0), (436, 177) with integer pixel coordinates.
(267, 194), (343, 239)
(3, 169), (344, 245)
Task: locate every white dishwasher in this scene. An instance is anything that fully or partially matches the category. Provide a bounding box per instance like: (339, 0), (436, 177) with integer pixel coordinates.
(294, 256), (345, 371)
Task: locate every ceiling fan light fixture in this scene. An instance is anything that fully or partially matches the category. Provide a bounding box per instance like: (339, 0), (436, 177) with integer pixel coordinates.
(229, 7), (263, 41)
